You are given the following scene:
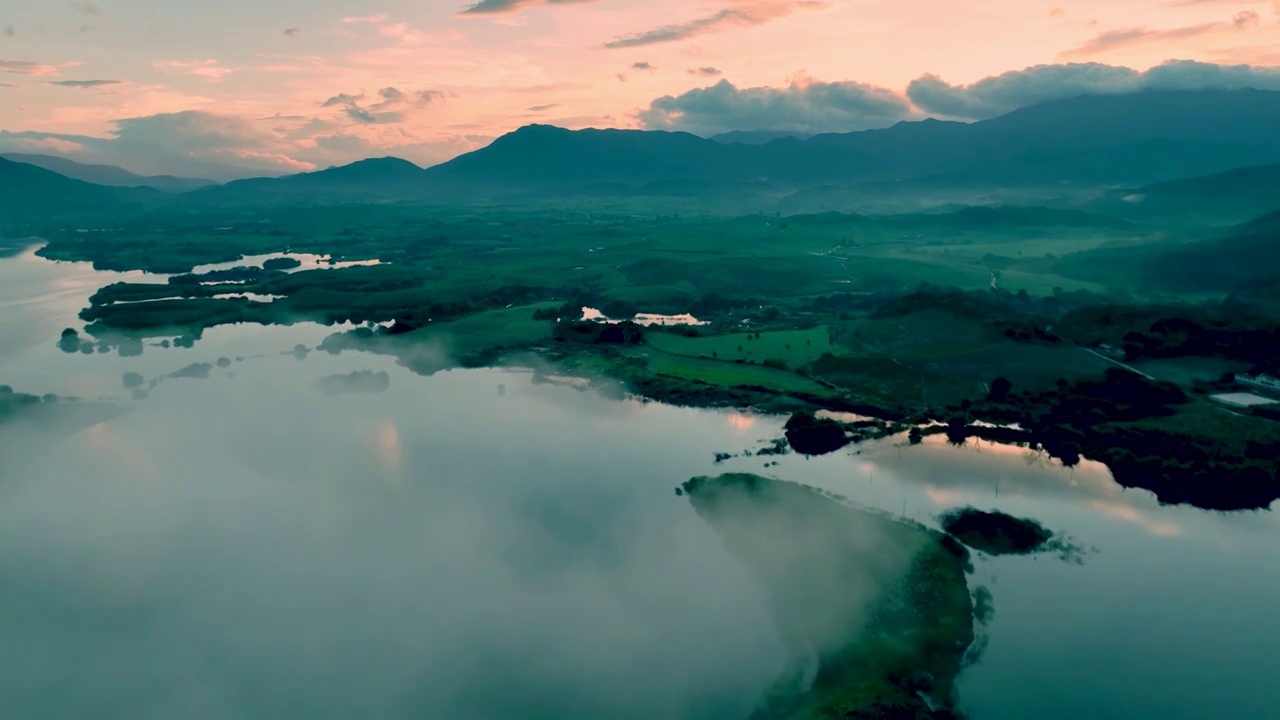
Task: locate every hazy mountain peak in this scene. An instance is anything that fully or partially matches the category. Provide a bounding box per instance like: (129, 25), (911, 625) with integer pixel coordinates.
(0, 152), (217, 192)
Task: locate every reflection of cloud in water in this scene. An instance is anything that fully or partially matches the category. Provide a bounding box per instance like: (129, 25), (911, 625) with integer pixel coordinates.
(85, 420), (156, 477)
(726, 412), (756, 434)
(353, 417), (405, 482)
(376, 420), (404, 480)
(885, 436), (1184, 539)
(924, 486), (970, 507)
(1085, 500), (1183, 538)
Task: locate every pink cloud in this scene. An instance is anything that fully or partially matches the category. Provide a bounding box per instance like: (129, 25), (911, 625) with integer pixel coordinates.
(341, 14), (390, 24)
(0, 59), (83, 77)
(152, 59), (238, 81)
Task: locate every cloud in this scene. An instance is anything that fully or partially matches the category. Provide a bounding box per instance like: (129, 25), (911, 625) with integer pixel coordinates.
(1232, 10), (1261, 28)
(1062, 25), (1218, 58)
(0, 109), (488, 179)
(688, 67), (722, 77)
(321, 92), (364, 108)
(907, 63), (1140, 119)
(49, 79), (122, 88)
(1140, 58), (1280, 89)
(152, 59), (237, 81)
(70, 1), (100, 16)
(320, 87), (443, 125)
(632, 62), (655, 71)
(2, 25), (14, 38)
(11, 136), (87, 154)
(321, 92), (398, 124)
(458, 0), (600, 15)
(283, 27), (301, 39)
(374, 86), (407, 106)
(0, 111), (314, 179)
(638, 77), (913, 136)
(605, 1), (825, 49)
(344, 108), (404, 125)
(908, 59), (1280, 119)
(526, 103), (559, 112)
(1, 59), (76, 76)
(1061, 11), (1262, 58)
(341, 14), (389, 23)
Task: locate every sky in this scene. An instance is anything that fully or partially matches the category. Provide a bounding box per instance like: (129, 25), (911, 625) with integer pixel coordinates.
(2, 0), (1280, 179)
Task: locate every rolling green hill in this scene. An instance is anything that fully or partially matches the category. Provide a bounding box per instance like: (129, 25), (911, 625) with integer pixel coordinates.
(1055, 209), (1280, 294)
(1098, 162), (1280, 223)
(189, 157), (428, 205)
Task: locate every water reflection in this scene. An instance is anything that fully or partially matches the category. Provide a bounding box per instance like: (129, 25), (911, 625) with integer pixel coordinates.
(189, 252), (384, 275)
(581, 307), (709, 326)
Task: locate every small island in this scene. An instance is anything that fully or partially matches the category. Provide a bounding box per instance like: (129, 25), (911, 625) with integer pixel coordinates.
(262, 256), (303, 271)
(681, 474), (975, 719)
(782, 411), (851, 456)
(939, 508), (1055, 556)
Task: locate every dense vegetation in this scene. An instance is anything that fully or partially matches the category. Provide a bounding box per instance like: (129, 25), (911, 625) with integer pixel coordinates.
(939, 508), (1055, 556)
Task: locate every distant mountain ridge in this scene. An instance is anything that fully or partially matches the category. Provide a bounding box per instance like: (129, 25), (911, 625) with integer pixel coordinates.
(195, 157), (425, 204)
(711, 130), (814, 145)
(0, 153), (217, 192)
(420, 88), (1280, 197)
(0, 157), (161, 224)
(12, 88), (1280, 213)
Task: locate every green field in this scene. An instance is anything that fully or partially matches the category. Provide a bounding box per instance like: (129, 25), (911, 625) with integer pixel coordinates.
(402, 302), (558, 354)
(645, 326), (834, 368)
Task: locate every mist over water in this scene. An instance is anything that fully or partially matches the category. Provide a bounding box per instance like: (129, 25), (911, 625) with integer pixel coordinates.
(0, 359), (792, 720)
(2, 248), (1279, 720)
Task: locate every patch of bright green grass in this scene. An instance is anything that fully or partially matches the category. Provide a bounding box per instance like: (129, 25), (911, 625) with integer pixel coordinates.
(628, 347), (837, 397)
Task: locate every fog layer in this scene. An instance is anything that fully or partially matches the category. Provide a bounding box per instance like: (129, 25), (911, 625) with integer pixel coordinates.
(0, 360), (794, 720)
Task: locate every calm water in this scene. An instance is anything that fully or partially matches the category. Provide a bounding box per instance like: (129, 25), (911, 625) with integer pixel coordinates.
(1, 245), (1277, 719)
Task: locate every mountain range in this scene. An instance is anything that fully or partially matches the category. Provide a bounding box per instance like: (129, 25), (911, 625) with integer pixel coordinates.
(195, 88), (1280, 206)
(0, 153), (216, 193)
(0, 157), (161, 222)
(4, 88), (1280, 218)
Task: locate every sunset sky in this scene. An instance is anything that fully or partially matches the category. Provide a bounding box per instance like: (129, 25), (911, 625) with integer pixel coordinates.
(2, 0), (1279, 178)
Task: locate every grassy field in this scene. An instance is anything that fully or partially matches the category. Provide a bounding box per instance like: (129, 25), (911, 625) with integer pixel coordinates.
(1129, 356), (1254, 386)
(644, 326), (834, 367)
(829, 308), (1003, 358)
(1110, 398), (1280, 456)
(625, 346), (838, 397)
(402, 302), (558, 354)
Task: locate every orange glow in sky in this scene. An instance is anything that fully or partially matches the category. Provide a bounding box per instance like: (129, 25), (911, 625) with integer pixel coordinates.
(2, 1), (1278, 176)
